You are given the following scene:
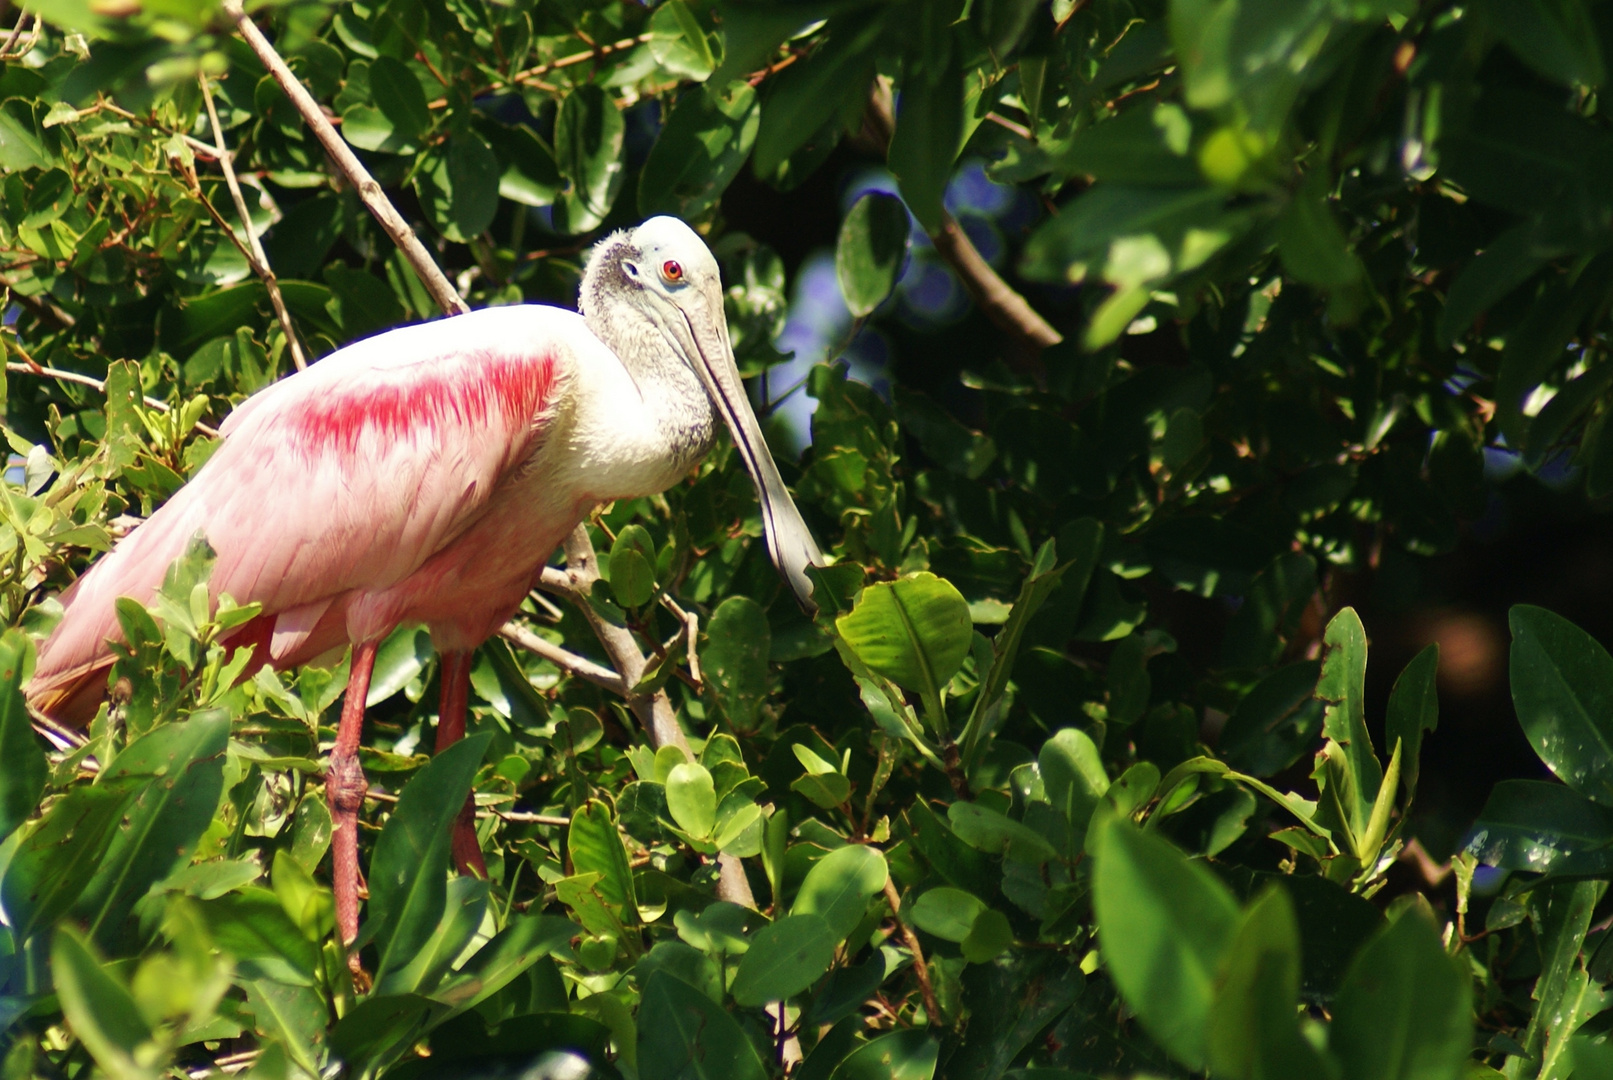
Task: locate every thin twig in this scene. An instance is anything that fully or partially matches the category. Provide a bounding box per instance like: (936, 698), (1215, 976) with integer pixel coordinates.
(883, 877), (943, 1024)
(498, 622), (626, 695)
(221, 0), (469, 318)
(508, 33), (650, 87)
(0, 13), (40, 60)
(491, 809), (571, 825)
(5, 362), (221, 438)
(199, 76), (307, 371)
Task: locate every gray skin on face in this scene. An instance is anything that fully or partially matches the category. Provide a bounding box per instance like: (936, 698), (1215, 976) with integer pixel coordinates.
(578, 217), (824, 611)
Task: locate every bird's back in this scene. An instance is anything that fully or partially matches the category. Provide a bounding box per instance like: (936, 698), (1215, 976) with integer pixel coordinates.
(29, 306), (584, 722)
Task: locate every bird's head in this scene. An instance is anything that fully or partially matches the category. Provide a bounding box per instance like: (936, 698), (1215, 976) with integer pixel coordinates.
(582, 217), (823, 613)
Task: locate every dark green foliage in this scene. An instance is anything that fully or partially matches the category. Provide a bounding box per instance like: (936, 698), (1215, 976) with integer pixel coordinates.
(10, 0), (1613, 1077)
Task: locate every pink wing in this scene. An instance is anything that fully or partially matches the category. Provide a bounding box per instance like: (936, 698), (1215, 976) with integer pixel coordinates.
(31, 305), (581, 717)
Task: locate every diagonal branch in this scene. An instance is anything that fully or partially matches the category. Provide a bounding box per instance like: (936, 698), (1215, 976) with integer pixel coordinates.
(199, 75), (308, 371)
(862, 76), (1062, 354)
(220, 0), (468, 319)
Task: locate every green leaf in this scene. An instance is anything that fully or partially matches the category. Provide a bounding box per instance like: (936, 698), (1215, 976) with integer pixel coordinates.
(638, 971), (769, 1080)
(1206, 887), (1328, 1080)
(1038, 727), (1108, 846)
(910, 886), (987, 942)
(0, 630), (45, 845)
(418, 131), (499, 244)
(368, 732), (491, 984)
(1385, 644), (1439, 799)
(1276, 169), (1364, 292)
(197, 888), (320, 984)
(703, 595), (770, 730)
(1056, 101), (1199, 186)
(374, 876), (488, 997)
(609, 524), (658, 608)
(752, 10), (883, 179)
(666, 762), (717, 839)
(1090, 813), (1239, 1070)
(640, 82), (759, 220)
(960, 908), (1014, 963)
(0, 100), (47, 171)
(1316, 608), (1382, 829)
(76, 711), (230, 949)
(828, 1029), (938, 1080)
(243, 978), (326, 1075)
(649, 0), (716, 80)
(836, 192), (911, 318)
(1509, 604), (1613, 806)
(554, 85), (625, 234)
(1467, 779), (1613, 876)
(2, 778), (141, 940)
(52, 926), (156, 1080)
(948, 801), (1058, 864)
(791, 843), (888, 941)
(567, 798), (639, 924)
(889, 58), (964, 231)
(731, 912), (838, 1005)
(1331, 909), (1474, 1080)
(436, 913), (579, 1017)
(1219, 662), (1325, 779)
(1517, 879), (1607, 1078)
(1484, 0), (1604, 88)
(837, 572), (972, 728)
(487, 121), (561, 208)
(367, 55), (431, 141)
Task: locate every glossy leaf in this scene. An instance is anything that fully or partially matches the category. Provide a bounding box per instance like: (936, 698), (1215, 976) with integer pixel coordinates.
(836, 192), (911, 317)
(837, 572), (972, 719)
(828, 1029), (939, 1080)
(1510, 604), (1613, 805)
(948, 801), (1058, 864)
(0, 629), (45, 845)
(77, 710), (230, 948)
(52, 927), (155, 1080)
(703, 595), (770, 730)
(2, 778), (141, 940)
(640, 82), (759, 220)
(567, 798), (639, 924)
(666, 762), (717, 839)
(638, 971), (769, 1080)
(1091, 813), (1238, 1070)
(554, 85), (625, 234)
(910, 886), (987, 942)
(1467, 779), (1613, 875)
(368, 732), (491, 984)
(1385, 643), (1440, 798)
(731, 913), (837, 1005)
(792, 843), (888, 940)
(1317, 607), (1382, 828)
(1331, 910), (1474, 1080)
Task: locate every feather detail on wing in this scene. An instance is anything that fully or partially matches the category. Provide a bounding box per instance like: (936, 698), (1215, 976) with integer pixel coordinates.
(29, 306), (579, 721)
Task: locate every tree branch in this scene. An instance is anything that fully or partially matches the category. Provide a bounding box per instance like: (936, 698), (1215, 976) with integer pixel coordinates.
(863, 76), (1062, 354)
(4, 361), (220, 438)
(199, 75), (308, 371)
(221, 0), (469, 319)
(883, 877), (943, 1024)
(498, 622), (626, 695)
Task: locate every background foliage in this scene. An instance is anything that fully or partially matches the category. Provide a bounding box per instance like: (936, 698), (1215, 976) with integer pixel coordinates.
(9, 0), (1613, 1078)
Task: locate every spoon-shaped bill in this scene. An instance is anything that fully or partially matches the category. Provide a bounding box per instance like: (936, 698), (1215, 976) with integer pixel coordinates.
(670, 299), (824, 613)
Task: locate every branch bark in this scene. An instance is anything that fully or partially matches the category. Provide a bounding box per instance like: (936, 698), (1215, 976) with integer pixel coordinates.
(862, 76), (1062, 354)
(221, 0), (468, 319)
(199, 75), (308, 371)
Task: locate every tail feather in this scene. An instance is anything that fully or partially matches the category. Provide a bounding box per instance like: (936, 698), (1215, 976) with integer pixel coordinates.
(27, 488), (208, 724)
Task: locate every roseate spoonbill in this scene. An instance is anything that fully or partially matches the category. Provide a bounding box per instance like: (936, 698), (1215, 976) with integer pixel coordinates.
(27, 216), (822, 957)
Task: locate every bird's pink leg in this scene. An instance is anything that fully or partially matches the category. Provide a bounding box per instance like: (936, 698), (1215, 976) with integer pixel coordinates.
(329, 639), (378, 968)
(436, 650), (488, 879)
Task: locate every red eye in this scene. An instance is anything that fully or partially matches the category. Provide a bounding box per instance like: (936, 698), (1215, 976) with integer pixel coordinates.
(661, 260), (683, 283)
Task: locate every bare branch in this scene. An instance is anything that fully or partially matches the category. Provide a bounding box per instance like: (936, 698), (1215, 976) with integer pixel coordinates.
(883, 876), (943, 1025)
(221, 0), (469, 319)
(498, 622), (626, 695)
(863, 77), (1062, 354)
(199, 76), (308, 371)
(5, 361), (221, 439)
